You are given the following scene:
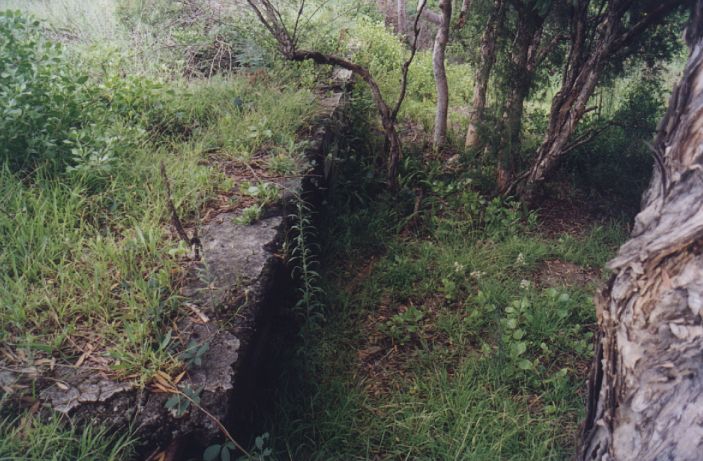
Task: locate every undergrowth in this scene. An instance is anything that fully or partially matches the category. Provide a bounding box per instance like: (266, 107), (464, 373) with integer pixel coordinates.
(0, 1), (642, 459)
(1, 8), (318, 393)
(263, 118), (627, 460)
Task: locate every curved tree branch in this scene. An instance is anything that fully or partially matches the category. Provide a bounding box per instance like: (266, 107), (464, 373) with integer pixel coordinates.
(246, 0), (425, 188)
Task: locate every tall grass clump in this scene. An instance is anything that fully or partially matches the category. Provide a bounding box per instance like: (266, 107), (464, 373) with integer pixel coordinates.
(0, 11), (222, 381)
(0, 414), (136, 460)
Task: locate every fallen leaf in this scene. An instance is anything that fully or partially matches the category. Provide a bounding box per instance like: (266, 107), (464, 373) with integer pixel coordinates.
(185, 303), (210, 323)
(357, 346), (383, 361)
(173, 370), (186, 384)
(74, 343), (95, 367)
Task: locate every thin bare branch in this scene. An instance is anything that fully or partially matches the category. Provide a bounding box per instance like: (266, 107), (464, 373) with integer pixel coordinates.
(291, 0), (306, 47)
(393, 0), (427, 120)
(298, 0), (336, 39)
(560, 122), (611, 155)
(245, 0), (278, 40)
(160, 161), (194, 247)
(245, 0), (420, 188)
(178, 390), (251, 457)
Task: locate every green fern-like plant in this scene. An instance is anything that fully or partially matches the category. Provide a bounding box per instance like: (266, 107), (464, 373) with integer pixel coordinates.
(288, 199), (324, 324)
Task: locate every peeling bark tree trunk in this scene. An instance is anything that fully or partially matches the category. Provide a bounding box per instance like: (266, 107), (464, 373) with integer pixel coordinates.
(397, 0), (407, 35)
(456, 0), (472, 29)
(432, 0), (452, 149)
(517, 0), (687, 205)
(516, 0), (604, 203)
(465, 0), (504, 149)
(579, 4), (703, 460)
(496, 4), (544, 192)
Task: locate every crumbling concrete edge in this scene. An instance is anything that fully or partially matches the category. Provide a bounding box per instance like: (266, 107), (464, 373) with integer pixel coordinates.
(37, 68), (354, 450)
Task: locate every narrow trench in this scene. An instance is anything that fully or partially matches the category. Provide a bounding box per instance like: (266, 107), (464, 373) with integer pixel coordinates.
(173, 94), (369, 461)
(170, 265), (299, 461)
(222, 193), (331, 458)
(176, 205), (319, 460)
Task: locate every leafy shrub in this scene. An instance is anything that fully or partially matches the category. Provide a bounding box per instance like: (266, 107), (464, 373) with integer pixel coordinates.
(497, 287), (594, 384)
(0, 11), (160, 180)
(0, 12), (93, 173)
(418, 175), (535, 241)
(561, 76), (666, 212)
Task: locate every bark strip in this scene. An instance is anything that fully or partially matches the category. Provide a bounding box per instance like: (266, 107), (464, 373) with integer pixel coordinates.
(580, 3), (703, 459)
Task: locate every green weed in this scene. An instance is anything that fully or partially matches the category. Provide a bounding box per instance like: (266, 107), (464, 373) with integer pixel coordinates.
(379, 306), (424, 345)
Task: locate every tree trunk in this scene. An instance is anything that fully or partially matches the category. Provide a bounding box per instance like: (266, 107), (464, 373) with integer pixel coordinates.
(432, 0), (452, 149)
(397, 0), (407, 35)
(517, 48), (605, 202)
(517, 0), (688, 205)
(496, 4), (544, 193)
(579, 3), (703, 460)
(456, 0), (472, 29)
(465, 0), (504, 149)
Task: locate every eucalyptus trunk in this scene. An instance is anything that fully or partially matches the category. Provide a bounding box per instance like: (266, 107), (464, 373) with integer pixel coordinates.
(496, 3), (544, 193)
(432, 0), (452, 149)
(465, 0), (504, 149)
(579, 3), (703, 459)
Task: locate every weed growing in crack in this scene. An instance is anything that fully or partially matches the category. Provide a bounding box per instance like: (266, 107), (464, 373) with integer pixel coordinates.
(234, 204), (264, 225)
(180, 339), (210, 368)
(288, 198), (324, 325)
(164, 384), (201, 418)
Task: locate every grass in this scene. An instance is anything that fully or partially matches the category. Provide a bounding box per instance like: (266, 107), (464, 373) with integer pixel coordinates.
(1, 2), (639, 459)
(0, 85), (317, 379)
(263, 155), (627, 459)
(1, 5), (322, 458)
(0, 8), (319, 386)
(0, 0), (122, 41)
(0, 414), (136, 460)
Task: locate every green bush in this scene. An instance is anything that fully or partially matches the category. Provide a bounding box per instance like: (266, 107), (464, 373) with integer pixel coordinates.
(561, 77), (665, 211)
(0, 11), (93, 173)
(0, 11), (178, 186)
